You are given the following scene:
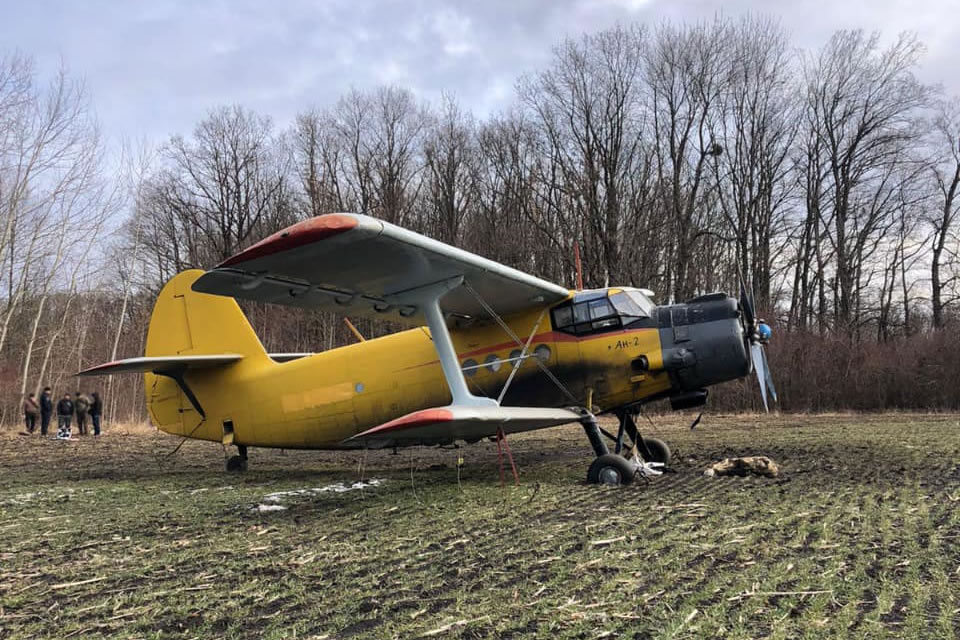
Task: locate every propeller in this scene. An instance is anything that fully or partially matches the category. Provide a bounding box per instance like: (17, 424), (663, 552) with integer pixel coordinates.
(739, 276), (777, 412)
(739, 279), (755, 329)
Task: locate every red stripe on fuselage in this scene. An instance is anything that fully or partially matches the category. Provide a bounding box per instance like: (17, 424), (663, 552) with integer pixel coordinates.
(398, 327), (657, 372)
(457, 330), (580, 359)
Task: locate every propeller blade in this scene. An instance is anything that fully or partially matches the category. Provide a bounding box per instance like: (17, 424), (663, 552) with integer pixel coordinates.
(761, 345), (778, 404)
(739, 276), (755, 329)
(750, 342), (769, 412)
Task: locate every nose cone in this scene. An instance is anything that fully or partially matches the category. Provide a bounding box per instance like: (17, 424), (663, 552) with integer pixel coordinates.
(658, 294), (751, 391)
(757, 322), (772, 342)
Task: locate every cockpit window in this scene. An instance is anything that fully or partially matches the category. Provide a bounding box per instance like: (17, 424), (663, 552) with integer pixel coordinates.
(610, 292), (642, 318)
(611, 291), (655, 322)
(626, 290), (656, 316)
(553, 305), (573, 329)
(552, 290), (656, 336)
(588, 298), (614, 320)
(573, 301), (591, 325)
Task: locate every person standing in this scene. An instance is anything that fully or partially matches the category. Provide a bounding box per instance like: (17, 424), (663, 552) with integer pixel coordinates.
(56, 393), (74, 440)
(23, 393), (40, 433)
(74, 392), (91, 436)
(40, 387), (53, 436)
(90, 391), (103, 437)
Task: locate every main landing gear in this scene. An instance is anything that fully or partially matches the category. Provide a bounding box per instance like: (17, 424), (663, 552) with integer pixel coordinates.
(582, 411), (671, 486)
(226, 444), (248, 472)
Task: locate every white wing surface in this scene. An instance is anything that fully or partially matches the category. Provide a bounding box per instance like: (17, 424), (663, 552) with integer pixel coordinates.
(191, 213), (570, 326)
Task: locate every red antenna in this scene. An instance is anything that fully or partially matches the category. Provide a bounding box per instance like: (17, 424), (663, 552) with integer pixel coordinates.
(573, 242), (584, 290)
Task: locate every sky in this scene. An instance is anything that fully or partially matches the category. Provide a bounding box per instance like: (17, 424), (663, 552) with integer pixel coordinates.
(2, 0), (958, 144)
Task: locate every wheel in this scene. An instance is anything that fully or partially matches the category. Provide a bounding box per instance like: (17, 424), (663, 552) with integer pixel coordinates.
(587, 454), (636, 486)
(226, 455), (248, 472)
(640, 438), (671, 465)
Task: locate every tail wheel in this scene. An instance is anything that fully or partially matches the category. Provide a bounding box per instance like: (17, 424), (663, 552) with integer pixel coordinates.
(587, 454), (636, 486)
(640, 438), (671, 465)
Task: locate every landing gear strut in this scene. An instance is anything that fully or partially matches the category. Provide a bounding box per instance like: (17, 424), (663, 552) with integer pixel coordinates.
(582, 413), (635, 486)
(226, 444), (248, 472)
(583, 411), (670, 486)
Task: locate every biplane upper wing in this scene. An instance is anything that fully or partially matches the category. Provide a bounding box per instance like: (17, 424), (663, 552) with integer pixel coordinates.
(348, 405), (584, 448)
(191, 213), (570, 325)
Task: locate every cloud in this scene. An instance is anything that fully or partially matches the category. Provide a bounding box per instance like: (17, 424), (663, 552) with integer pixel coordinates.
(431, 8), (477, 57)
(0, 0), (956, 146)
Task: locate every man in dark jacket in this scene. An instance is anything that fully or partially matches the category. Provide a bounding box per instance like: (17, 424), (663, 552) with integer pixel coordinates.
(56, 394), (74, 440)
(74, 392), (91, 436)
(23, 393), (40, 433)
(90, 391), (103, 437)
(40, 387), (53, 436)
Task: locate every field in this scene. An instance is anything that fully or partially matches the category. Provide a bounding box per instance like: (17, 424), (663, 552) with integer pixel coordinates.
(1, 414), (959, 639)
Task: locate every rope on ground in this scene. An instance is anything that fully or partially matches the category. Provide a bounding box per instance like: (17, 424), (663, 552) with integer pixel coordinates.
(160, 419), (207, 467)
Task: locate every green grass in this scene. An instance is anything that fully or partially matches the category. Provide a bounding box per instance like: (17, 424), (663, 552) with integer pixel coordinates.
(1, 414), (959, 638)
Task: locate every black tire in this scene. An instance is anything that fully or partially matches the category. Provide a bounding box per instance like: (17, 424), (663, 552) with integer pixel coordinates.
(587, 454), (636, 486)
(226, 455), (248, 472)
(640, 437), (671, 465)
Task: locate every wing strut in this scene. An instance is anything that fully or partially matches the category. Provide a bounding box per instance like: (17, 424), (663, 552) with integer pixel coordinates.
(405, 277), (497, 409)
(348, 275), (588, 447)
(462, 280), (581, 407)
(497, 308), (547, 404)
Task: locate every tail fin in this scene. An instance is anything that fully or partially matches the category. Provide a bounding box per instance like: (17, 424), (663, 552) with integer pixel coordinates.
(145, 270), (268, 440)
(146, 269), (267, 360)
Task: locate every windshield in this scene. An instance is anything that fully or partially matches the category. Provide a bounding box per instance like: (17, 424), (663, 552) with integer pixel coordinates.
(626, 290), (656, 316)
(552, 289), (656, 336)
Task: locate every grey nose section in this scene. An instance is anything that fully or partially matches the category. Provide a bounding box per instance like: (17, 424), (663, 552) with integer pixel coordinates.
(658, 294), (750, 392)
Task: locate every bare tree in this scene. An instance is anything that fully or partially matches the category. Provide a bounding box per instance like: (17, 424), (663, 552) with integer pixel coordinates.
(712, 17), (798, 312)
(929, 98), (960, 329)
(293, 108), (351, 216)
(423, 94), (476, 244)
(0, 58), (101, 357)
(644, 19), (730, 301)
(518, 25), (653, 287)
(370, 87), (426, 226)
(143, 105), (292, 272)
(801, 31), (932, 333)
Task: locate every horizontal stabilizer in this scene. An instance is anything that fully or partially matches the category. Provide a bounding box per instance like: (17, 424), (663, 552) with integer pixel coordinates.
(76, 354), (244, 377)
(348, 405), (583, 448)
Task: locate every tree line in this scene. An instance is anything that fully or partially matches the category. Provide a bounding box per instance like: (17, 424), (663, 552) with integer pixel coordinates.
(2, 16), (960, 424)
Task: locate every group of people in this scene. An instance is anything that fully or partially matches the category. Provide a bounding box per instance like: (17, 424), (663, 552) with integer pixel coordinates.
(22, 387), (103, 439)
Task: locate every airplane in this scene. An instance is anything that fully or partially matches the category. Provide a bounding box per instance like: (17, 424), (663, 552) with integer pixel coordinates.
(78, 213), (776, 486)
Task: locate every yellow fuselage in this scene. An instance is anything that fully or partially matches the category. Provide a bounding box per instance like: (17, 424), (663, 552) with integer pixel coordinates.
(148, 306), (671, 449)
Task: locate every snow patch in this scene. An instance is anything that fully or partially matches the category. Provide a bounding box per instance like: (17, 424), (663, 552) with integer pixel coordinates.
(1, 488), (84, 506)
(253, 504), (288, 512)
(262, 479), (386, 503)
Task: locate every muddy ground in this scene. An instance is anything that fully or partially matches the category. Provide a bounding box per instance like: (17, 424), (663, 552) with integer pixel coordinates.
(1, 414), (959, 638)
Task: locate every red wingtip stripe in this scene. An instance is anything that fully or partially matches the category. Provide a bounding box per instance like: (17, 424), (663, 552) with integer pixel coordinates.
(83, 360), (122, 372)
(357, 408), (454, 437)
(219, 214), (359, 267)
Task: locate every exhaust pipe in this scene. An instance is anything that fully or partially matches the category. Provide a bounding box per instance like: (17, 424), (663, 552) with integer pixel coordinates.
(670, 390), (708, 411)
